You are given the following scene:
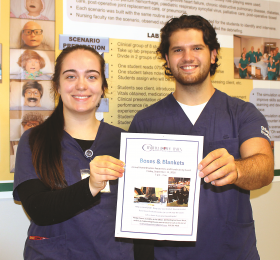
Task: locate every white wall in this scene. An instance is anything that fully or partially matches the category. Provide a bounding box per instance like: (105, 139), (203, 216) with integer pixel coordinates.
(251, 181), (280, 259)
(0, 199), (30, 259)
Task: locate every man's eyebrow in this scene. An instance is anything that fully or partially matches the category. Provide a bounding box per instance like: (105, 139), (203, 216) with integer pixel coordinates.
(62, 69), (100, 75)
(170, 44), (206, 50)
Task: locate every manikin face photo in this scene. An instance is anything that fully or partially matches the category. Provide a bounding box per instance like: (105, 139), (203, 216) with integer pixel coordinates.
(25, 59), (40, 73)
(22, 21), (43, 47)
(58, 49), (104, 117)
(26, 0), (44, 16)
(23, 120), (40, 131)
(165, 29), (216, 88)
(24, 88), (41, 107)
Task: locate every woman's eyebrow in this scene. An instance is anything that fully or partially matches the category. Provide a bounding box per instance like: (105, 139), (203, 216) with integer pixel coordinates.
(86, 70), (100, 75)
(62, 69), (100, 74)
(62, 69), (76, 74)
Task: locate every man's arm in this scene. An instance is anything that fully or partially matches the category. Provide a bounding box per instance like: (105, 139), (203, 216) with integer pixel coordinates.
(198, 137), (274, 190)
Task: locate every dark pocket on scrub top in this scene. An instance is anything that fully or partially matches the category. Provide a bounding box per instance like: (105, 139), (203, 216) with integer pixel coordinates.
(24, 234), (67, 260)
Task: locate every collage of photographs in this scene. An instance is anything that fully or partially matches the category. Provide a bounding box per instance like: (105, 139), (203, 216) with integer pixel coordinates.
(133, 177), (191, 207)
(234, 35), (280, 81)
(9, 0), (55, 172)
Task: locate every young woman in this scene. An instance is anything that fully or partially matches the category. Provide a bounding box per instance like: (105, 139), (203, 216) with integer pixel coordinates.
(239, 52), (249, 79)
(268, 56), (276, 80)
(13, 46), (134, 259)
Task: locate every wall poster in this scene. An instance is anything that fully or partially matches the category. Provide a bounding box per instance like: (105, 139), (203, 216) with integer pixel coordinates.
(62, 0), (280, 180)
(1, 0), (279, 197)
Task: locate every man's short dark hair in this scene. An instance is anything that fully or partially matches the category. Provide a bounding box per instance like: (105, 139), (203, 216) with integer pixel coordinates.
(22, 81), (44, 98)
(157, 15), (220, 77)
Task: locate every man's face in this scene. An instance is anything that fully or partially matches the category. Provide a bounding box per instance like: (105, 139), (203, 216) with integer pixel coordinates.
(251, 46), (254, 52)
(23, 120), (40, 132)
(165, 29), (216, 88)
(22, 21), (43, 47)
(24, 88), (41, 107)
(26, 0), (43, 15)
(25, 59), (40, 73)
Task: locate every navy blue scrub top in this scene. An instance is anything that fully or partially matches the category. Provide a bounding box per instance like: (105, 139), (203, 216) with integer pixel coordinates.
(13, 122), (134, 260)
(129, 90), (269, 260)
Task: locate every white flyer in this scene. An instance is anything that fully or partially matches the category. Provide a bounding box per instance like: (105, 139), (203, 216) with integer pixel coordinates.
(115, 133), (203, 241)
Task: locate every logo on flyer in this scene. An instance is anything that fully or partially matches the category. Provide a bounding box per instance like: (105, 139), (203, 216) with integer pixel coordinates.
(142, 144), (182, 152)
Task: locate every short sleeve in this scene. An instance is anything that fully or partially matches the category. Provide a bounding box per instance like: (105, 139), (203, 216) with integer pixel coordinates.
(238, 102), (270, 145)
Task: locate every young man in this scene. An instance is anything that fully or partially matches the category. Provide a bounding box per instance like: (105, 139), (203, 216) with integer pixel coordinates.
(256, 48), (263, 62)
(247, 46), (257, 63)
(130, 15), (274, 260)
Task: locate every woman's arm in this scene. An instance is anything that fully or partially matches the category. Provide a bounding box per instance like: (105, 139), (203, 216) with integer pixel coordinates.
(17, 155), (124, 226)
(17, 177), (100, 226)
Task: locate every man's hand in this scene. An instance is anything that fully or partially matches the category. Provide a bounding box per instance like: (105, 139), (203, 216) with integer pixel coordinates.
(198, 137), (274, 190)
(198, 148), (238, 186)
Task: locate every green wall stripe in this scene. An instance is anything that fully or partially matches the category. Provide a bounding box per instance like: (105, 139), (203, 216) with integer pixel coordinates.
(0, 183), (13, 192)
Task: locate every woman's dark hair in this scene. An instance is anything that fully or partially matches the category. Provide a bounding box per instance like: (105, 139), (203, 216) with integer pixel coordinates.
(157, 15), (220, 77)
(29, 45), (108, 190)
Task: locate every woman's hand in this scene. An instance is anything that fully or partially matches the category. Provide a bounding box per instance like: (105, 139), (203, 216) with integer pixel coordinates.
(89, 155), (125, 196)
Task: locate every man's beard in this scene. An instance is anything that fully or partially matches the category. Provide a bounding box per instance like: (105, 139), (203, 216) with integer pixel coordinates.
(170, 62), (211, 88)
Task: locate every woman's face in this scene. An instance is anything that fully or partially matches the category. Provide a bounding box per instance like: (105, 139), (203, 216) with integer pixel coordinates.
(25, 58), (40, 73)
(58, 49), (103, 117)
(242, 53), (245, 59)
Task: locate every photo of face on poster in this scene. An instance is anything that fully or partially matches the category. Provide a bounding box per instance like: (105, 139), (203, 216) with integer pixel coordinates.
(10, 110), (52, 172)
(10, 49), (54, 80)
(10, 18), (55, 51)
(10, 80), (55, 111)
(10, 0), (55, 21)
